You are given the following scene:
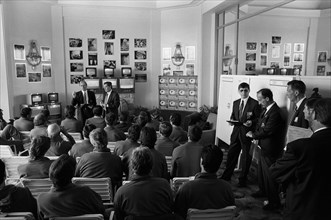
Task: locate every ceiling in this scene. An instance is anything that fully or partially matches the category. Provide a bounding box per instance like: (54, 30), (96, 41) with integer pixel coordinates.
(248, 0), (331, 10)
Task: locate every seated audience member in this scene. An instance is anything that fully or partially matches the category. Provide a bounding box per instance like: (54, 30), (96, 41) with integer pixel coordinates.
(104, 112), (126, 142)
(303, 98), (320, 123)
(38, 155), (106, 219)
(0, 124), (24, 153)
(174, 144), (235, 219)
(18, 136), (54, 178)
(169, 113), (188, 144)
(114, 124), (141, 157)
(41, 109), (52, 126)
(69, 124), (96, 159)
(171, 125), (203, 177)
(270, 98), (331, 220)
(75, 128), (123, 192)
(187, 112), (205, 130)
(30, 113), (48, 140)
(155, 121), (179, 156)
(136, 110), (149, 128)
(85, 105), (106, 129)
(145, 110), (160, 131)
(61, 105), (83, 133)
(45, 124), (75, 156)
(115, 111), (132, 133)
(114, 147), (174, 220)
(13, 107), (34, 131)
(0, 108), (7, 130)
(0, 159), (38, 219)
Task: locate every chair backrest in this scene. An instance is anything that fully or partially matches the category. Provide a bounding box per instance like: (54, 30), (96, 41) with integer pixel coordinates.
(0, 212), (35, 220)
(165, 156), (172, 173)
(122, 181), (131, 185)
(46, 156), (59, 161)
(171, 177), (193, 193)
(20, 178), (53, 198)
(0, 145), (15, 157)
(187, 206), (237, 220)
(50, 214), (104, 220)
(206, 113), (217, 130)
(106, 142), (116, 153)
(72, 177), (113, 205)
(1, 156), (29, 179)
(20, 131), (31, 140)
(68, 132), (83, 141)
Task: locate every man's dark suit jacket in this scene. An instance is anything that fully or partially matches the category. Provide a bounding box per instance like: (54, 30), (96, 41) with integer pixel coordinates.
(72, 90), (96, 107)
(230, 97), (260, 145)
(252, 103), (284, 158)
(103, 91), (120, 116)
(289, 98), (309, 128)
(270, 128), (331, 220)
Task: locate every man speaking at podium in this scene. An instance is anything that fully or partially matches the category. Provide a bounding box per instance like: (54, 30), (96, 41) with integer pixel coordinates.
(101, 81), (120, 120)
(72, 80), (96, 124)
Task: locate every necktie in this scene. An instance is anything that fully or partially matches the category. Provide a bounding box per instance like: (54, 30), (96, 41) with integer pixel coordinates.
(83, 91), (87, 104)
(239, 100), (244, 118)
(289, 106), (298, 125)
(104, 93), (109, 104)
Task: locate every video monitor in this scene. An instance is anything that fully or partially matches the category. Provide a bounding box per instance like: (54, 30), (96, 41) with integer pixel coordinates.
(121, 67), (132, 78)
(119, 78), (135, 89)
(48, 92), (59, 103)
(102, 78), (118, 89)
(104, 67), (115, 78)
(30, 105), (45, 118)
(86, 67), (97, 77)
(30, 93), (43, 106)
(47, 103), (61, 116)
(84, 78), (100, 90)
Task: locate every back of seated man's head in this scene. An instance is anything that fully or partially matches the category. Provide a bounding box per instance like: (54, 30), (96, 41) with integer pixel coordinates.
(313, 98), (331, 127)
(127, 124), (141, 142)
(0, 159), (6, 185)
(105, 112), (116, 126)
(170, 113), (181, 127)
(137, 111), (148, 127)
(65, 105), (76, 119)
(159, 121), (172, 137)
(89, 128), (108, 151)
(47, 123), (60, 139)
(83, 124), (96, 139)
(93, 105), (103, 117)
(30, 136), (51, 160)
(140, 127), (156, 149)
(21, 107), (32, 118)
(34, 113), (46, 126)
(201, 145), (223, 173)
(119, 111), (128, 122)
(188, 125), (202, 142)
(188, 113), (203, 127)
(41, 109), (50, 119)
(49, 155), (76, 188)
(130, 147), (153, 176)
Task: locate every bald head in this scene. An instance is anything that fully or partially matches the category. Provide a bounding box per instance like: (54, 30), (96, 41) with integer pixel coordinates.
(34, 113), (46, 126)
(47, 123), (61, 139)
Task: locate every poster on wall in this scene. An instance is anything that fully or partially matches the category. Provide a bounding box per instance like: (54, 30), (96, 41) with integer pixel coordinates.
(245, 63), (256, 71)
(42, 64), (52, 77)
(294, 43), (304, 52)
(272, 46), (280, 58)
(293, 53), (303, 62)
(163, 48), (171, 60)
(15, 63), (26, 78)
(284, 56), (290, 66)
(102, 30), (115, 39)
(185, 46), (196, 60)
(246, 42), (257, 51)
(104, 60), (116, 69)
(162, 64), (171, 75)
(260, 55), (267, 66)
(284, 43), (291, 55)
(88, 53), (98, 65)
(70, 50), (83, 60)
(70, 75), (84, 84)
(134, 62), (147, 71)
(272, 36), (281, 44)
(317, 51), (327, 62)
(120, 38), (130, 51)
(270, 62), (280, 68)
(260, 43), (268, 54)
(104, 42), (114, 55)
(185, 64), (195, 76)
(88, 38), (97, 51)
(28, 72), (41, 83)
(41, 47), (51, 61)
(70, 63), (84, 72)
(69, 38), (82, 47)
(134, 39), (147, 48)
(134, 51), (147, 60)
(121, 53), (130, 65)
(246, 53), (256, 61)
(317, 65), (326, 76)
(13, 44), (25, 60)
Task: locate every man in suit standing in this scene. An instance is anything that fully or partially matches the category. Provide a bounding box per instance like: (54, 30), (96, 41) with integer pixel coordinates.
(102, 81), (120, 120)
(72, 80), (96, 124)
(246, 88), (284, 211)
(270, 98), (331, 220)
(221, 82), (260, 187)
(286, 80), (308, 128)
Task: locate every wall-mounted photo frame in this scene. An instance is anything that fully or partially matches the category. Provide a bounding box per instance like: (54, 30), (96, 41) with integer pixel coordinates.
(294, 43), (304, 53)
(135, 62), (147, 71)
(317, 65), (326, 76)
(284, 43), (291, 55)
(42, 64), (52, 77)
(284, 56), (290, 67)
(162, 64), (171, 76)
(88, 53), (98, 65)
(245, 63), (256, 71)
(293, 53), (303, 62)
(260, 43), (267, 54)
(163, 48), (171, 60)
(13, 44), (25, 60)
(104, 42), (114, 55)
(135, 74), (147, 82)
(70, 50), (83, 60)
(185, 63), (194, 76)
(41, 47), (51, 61)
(246, 42), (257, 51)
(272, 45), (280, 58)
(121, 38), (129, 51)
(173, 71), (184, 76)
(317, 51), (327, 62)
(70, 74), (84, 84)
(104, 60), (116, 69)
(70, 63), (84, 72)
(87, 38), (97, 51)
(69, 38), (82, 47)
(134, 51), (147, 60)
(246, 53), (256, 61)
(15, 63), (26, 78)
(102, 30), (115, 39)
(134, 39), (147, 48)
(121, 53), (130, 65)
(28, 72), (41, 83)
(185, 46), (196, 60)
(272, 36), (281, 44)
(260, 55), (267, 66)
(270, 62), (280, 68)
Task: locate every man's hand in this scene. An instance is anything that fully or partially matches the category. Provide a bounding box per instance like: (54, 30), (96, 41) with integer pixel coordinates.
(72, 91), (77, 98)
(243, 120), (252, 127)
(246, 131), (253, 138)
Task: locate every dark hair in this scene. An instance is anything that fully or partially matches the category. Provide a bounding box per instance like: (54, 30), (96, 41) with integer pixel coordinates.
(201, 145), (223, 173)
(0, 159), (5, 184)
(41, 109), (50, 118)
(287, 80), (306, 95)
(159, 121), (172, 137)
(104, 81), (113, 88)
(188, 125), (202, 142)
(170, 113), (181, 126)
(49, 155), (76, 188)
(130, 147), (153, 176)
(313, 98), (331, 127)
(188, 113), (203, 126)
(105, 112), (117, 126)
(93, 105), (103, 117)
(65, 105), (76, 119)
(140, 126), (157, 149)
(257, 88), (273, 102)
(89, 128), (108, 150)
(238, 82), (250, 90)
(137, 111), (148, 127)
(83, 124), (96, 139)
(306, 98), (320, 109)
(127, 124), (141, 142)
(119, 111), (128, 122)
(30, 136), (51, 160)
(33, 113), (46, 126)
(21, 107), (32, 118)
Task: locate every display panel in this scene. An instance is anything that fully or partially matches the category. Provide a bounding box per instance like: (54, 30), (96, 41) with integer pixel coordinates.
(31, 93), (43, 105)
(121, 67), (132, 77)
(86, 67), (97, 77)
(119, 78), (134, 89)
(85, 78), (100, 90)
(102, 78), (118, 89)
(48, 92), (59, 103)
(104, 68), (115, 77)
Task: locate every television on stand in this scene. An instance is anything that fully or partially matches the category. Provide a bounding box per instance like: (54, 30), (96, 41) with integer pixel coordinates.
(102, 78), (118, 90)
(21, 104), (45, 118)
(47, 103), (61, 116)
(28, 93), (43, 106)
(86, 67), (97, 78)
(121, 67), (132, 78)
(104, 67), (115, 78)
(84, 78), (100, 90)
(48, 92), (59, 103)
(119, 78), (135, 93)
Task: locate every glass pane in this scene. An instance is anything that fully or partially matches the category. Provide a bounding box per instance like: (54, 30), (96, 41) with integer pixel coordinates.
(225, 6), (238, 24)
(223, 22), (237, 75)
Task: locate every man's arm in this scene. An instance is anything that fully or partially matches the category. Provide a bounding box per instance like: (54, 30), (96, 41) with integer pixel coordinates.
(88, 90), (97, 106)
(251, 110), (282, 139)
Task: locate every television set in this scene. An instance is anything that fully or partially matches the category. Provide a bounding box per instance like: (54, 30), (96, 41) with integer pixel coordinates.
(102, 78), (118, 89)
(48, 92), (59, 103)
(47, 103), (61, 116)
(86, 67), (97, 77)
(29, 93), (43, 106)
(84, 78), (100, 90)
(104, 67), (115, 78)
(30, 105), (45, 118)
(119, 78), (135, 93)
(121, 67), (132, 78)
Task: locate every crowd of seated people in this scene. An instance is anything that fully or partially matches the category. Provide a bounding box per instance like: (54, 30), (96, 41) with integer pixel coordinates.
(104, 112), (126, 142)
(69, 124), (96, 159)
(155, 121), (180, 156)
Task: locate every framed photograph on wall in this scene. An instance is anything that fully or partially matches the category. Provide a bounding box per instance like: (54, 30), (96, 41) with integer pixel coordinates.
(284, 43), (291, 55)
(270, 62), (280, 68)
(14, 44), (25, 60)
(245, 63), (256, 71)
(163, 48), (171, 60)
(272, 36), (281, 44)
(317, 51), (327, 62)
(70, 50), (83, 60)
(173, 71), (184, 76)
(88, 53), (98, 65)
(246, 53), (256, 61)
(28, 72), (41, 83)
(102, 30), (115, 39)
(260, 43), (268, 54)
(272, 46), (280, 58)
(87, 38), (97, 51)
(42, 64), (52, 77)
(317, 65), (326, 76)
(104, 60), (116, 69)
(15, 63), (26, 78)
(121, 38), (129, 51)
(260, 55), (267, 66)
(70, 63), (84, 72)
(185, 46), (196, 60)
(135, 62), (147, 71)
(104, 42), (114, 55)
(162, 64), (171, 75)
(246, 42), (257, 51)
(121, 53), (130, 65)
(284, 56), (290, 66)
(41, 47), (51, 61)
(294, 43), (304, 52)
(69, 38), (82, 47)
(134, 39), (147, 48)
(134, 51), (147, 60)
(293, 53), (303, 62)
(70, 74), (84, 84)
(185, 63), (195, 76)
